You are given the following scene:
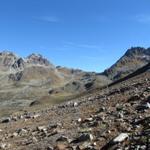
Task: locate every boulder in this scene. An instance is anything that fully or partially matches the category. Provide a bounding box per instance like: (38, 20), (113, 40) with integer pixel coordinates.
(113, 133), (129, 143)
(101, 133), (129, 150)
(71, 133), (93, 143)
(1, 117), (11, 123)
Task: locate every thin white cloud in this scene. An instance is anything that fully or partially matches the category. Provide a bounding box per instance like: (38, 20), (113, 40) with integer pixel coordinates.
(78, 44), (100, 49)
(36, 16), (59, 23)
(135, 14), (150, 24)
(63, 41), (101, 50)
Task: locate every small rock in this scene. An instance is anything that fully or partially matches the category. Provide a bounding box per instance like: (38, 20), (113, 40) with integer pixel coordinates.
(37, 126), (47, 132)
(136, 102), (150, 111)
(47, 146), (54, 150)
(13, 132), (18, 137)
(73, 102), (78, 107)
(21, 128), (28, 134)
(48, 124), (57, 129)
(20, 115), (24, 119)
(47, 130), (58, 137)
(101, 133), (129, 150)
(146, 87), (150, 91)
(71, 133), (93, 143)
(128, 95), (140, 102)
(0, 143), (7, 149)
(57, 123), (63, 127)
(113, 133), (129, 143)
(56, 136), (69, 142)
(99, 107), (106, 112)
(118, 112), (124, 118)
(1, 117), (11, 123)
(16, 128), (28, 135)
(32, 137), (38, 143)
(32, 114), (40, 119)
(106, 130), (111, 134)
(146, 102), (150, 108)
(11, 116), (18, 121)
(78, 118), (82, 123)
(84, 118), (93, 122)
(78, 142), (93, 150)
(54, 143), (67, 150)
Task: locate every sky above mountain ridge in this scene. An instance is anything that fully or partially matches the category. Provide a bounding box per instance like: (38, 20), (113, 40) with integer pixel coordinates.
(0, 0), (150, 72)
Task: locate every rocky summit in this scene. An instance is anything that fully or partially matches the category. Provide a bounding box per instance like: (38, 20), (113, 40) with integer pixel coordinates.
(0, 47), (149, 150)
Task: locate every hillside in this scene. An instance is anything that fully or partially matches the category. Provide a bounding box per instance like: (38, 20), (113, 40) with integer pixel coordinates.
(103, 47), (150, 80)
(0, 61), (149, 150)
(0, 51), (110, 116)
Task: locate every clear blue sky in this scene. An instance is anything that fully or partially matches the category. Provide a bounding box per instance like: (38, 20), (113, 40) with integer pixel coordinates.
(0, 0), (150, 72)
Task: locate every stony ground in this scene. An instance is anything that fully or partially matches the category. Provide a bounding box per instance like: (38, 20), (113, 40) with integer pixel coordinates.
(0, 70), (150, 150)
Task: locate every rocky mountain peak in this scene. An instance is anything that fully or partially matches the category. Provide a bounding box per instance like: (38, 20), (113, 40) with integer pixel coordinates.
(124, 47), (147, 57)
(0, 50), (18, 59)
(103, 47), (150, 80)
(26, 53), (52, 66)
(0, 51), (19, 69)
(0, 51), (26, 72)
(0, 51), (17, 57)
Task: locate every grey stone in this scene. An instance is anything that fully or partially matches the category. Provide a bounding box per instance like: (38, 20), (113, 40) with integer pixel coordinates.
(1, 117), (11, 123)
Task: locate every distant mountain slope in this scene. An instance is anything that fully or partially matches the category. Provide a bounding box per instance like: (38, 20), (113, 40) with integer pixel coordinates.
(109, 62), (150, 87)
(103, 47), (150, 80)
(0, 51), (110, 114)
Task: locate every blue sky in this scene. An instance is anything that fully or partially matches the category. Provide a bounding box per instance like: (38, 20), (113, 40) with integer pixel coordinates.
(0, 0), (150, 72)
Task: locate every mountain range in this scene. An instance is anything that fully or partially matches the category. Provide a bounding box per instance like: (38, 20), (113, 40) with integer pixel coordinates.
(0, 48), (149, 150)
(0, 47), (149, 116)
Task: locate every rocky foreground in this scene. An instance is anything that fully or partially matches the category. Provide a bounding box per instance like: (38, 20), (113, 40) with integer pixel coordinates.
(0, 66), (150, 150)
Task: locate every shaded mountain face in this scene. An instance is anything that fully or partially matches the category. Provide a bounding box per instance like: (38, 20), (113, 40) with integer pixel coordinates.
(103, 47), (150, 80)
(0, 51), (110, 115)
